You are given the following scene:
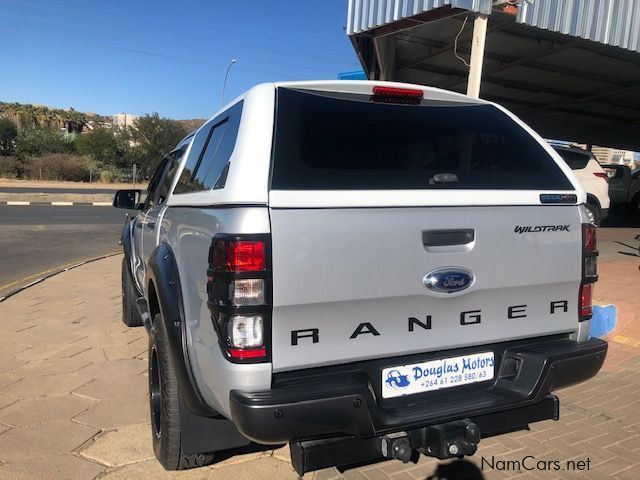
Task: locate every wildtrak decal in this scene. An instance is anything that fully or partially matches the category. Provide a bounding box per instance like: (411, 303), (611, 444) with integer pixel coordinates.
(514, 225), (570, 234)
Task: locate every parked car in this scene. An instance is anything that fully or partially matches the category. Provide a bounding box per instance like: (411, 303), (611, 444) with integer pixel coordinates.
(601, 164), (640, 213)
(113, 81), (607, 475)
(549, 143), (610, 225)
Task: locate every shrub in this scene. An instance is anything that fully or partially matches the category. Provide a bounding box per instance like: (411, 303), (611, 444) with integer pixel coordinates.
(75, 127), (121, 165)
(99, 170), (113, 183)
(126, 114), (188, 174)
(15, 128), (75, 158)
(23, 154), (91, 181)
(0, 118), (18, 155)
(0, 156), (20, 178)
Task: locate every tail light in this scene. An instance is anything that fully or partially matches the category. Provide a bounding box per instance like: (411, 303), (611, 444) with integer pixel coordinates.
(371, 85), (423, 105)
(207, 235), (271, 363)
(580, 224), (598, 321)
(593, 172), (609, 183)
(580, 284), (593, 317)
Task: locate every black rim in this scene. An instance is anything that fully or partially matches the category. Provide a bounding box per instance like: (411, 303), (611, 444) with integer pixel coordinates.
(150, 346), (162, 437)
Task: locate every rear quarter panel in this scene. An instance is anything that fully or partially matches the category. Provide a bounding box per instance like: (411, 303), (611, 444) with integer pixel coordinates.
(159, 207), (272, 417)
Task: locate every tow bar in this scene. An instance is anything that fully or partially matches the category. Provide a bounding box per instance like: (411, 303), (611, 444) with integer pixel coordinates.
(379, 419), (481, 463)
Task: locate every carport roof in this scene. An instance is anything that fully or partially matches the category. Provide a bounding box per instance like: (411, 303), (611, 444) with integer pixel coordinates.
(348, 1), (640, 151)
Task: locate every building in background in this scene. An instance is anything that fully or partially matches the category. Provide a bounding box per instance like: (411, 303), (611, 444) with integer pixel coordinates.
(591, 146), (635, 168)
(112, 113), (139, 129)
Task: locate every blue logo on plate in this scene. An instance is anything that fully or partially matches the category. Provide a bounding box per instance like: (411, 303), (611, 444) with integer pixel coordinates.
(385, 370), (411, 390)
(423, 268), (474, 293)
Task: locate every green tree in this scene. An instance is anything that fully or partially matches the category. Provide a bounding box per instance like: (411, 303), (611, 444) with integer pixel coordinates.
(126, 113), (188, 174)
(0, 118), (18, 155)
(75, 127), (120, 165)
(14, 127), (76, 158)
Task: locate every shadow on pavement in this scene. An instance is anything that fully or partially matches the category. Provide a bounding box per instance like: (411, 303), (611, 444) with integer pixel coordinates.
(424, 459), (485, 479)
(211, 442), (284, 463)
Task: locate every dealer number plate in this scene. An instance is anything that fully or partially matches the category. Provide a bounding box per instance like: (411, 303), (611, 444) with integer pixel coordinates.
(381, 352), (495, 399)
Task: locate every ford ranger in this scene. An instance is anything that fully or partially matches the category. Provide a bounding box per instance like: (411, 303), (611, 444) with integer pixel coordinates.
(113, 81), (607, 475)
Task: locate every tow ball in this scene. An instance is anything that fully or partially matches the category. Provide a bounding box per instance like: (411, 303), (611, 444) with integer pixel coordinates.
(381, 419), (481, 463)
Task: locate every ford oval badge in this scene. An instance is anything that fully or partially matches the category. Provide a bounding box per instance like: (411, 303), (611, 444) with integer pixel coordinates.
(423, 268), (474, 293)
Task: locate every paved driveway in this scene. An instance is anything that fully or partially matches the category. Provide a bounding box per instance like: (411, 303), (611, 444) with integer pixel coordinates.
(0, 256), (638, 479)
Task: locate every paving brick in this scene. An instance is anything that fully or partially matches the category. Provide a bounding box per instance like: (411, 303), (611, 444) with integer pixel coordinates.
(13, 327), (87, 346)
(77, 358), (147, 378)
(602, 443), (640, 462)
(408, 459), (482, 479)
(310, 468), (343, 480)
(590, 456), (638, 477)
(9, 355), (93, 377)
(209, 456), (299, 480)
(0, 342), (32, 357)
(272, 445), (291, 463)
(0, 454), (105, 480)
(0, 395), (16, 411)
(0, 373), (22, 390)
(0, 420), (99, 463)
(72, 374), (147, 401)
(614, 466), (640, 480)
(0, 356), (27, 373)
(98, 458), (210, 479)
(570, 439), (617, 466)
(357, 463), (393, 479)
(377, 458), (418, 475)
(385, 471), (415, 480)
(2, 372), (93, 398)
(79, 424), (154, 466)
(0, 394), (95, 427)
(73, 398), (149, 429)
(14, 343), (85, 362)
(340, 469), (369, 480)
(99, 341), (148, 361)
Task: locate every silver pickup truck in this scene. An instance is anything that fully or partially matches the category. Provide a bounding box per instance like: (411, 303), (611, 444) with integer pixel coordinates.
(114, 81), (607, 475)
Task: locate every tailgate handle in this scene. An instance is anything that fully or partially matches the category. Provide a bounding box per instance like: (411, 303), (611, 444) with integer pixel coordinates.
(422, 229), (475, 247)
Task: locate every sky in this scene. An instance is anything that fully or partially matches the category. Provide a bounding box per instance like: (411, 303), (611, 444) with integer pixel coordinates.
(0, 0), (361, 119)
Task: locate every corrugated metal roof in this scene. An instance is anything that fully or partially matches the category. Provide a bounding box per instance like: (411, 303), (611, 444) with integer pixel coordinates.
(346, 0), (492, 35)
(348, 0), (640, 53)
(517, 0), (640, 53)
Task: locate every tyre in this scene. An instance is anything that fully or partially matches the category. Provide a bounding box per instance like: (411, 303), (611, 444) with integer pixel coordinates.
(149, 313), (215, 470)
(584, 202), (601, 227)
(121, 257), (144, 327)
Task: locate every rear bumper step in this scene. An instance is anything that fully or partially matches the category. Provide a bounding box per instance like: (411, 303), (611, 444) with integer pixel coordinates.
(230, 338), (607, 445)
(289, 395), (559, 476)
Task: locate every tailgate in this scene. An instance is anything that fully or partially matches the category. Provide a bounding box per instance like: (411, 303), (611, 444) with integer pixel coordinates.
(269, 205), (582, 372)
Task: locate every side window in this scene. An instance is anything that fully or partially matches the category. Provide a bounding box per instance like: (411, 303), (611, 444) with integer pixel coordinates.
(173, 100), (243, 194)
(143, 157), (170, 210)
(157, 142), (190, 204)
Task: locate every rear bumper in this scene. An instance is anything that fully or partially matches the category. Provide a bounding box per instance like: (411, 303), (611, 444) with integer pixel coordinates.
(230, 337), (607, 444)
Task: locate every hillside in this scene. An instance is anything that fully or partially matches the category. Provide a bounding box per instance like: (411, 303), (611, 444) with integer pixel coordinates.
(0, 101), (205, 132)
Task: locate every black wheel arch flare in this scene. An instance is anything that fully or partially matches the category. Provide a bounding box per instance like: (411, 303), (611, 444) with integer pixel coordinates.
(146, 242), (217, 417)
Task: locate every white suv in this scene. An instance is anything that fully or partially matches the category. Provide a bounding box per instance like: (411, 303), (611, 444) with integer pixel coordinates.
(550, 144), (610, 225)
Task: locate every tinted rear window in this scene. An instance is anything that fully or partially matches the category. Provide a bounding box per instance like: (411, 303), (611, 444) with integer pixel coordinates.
(174, 101), (242, 194)
(553, 148), (591, 170)
(271, 89), (572, 190)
